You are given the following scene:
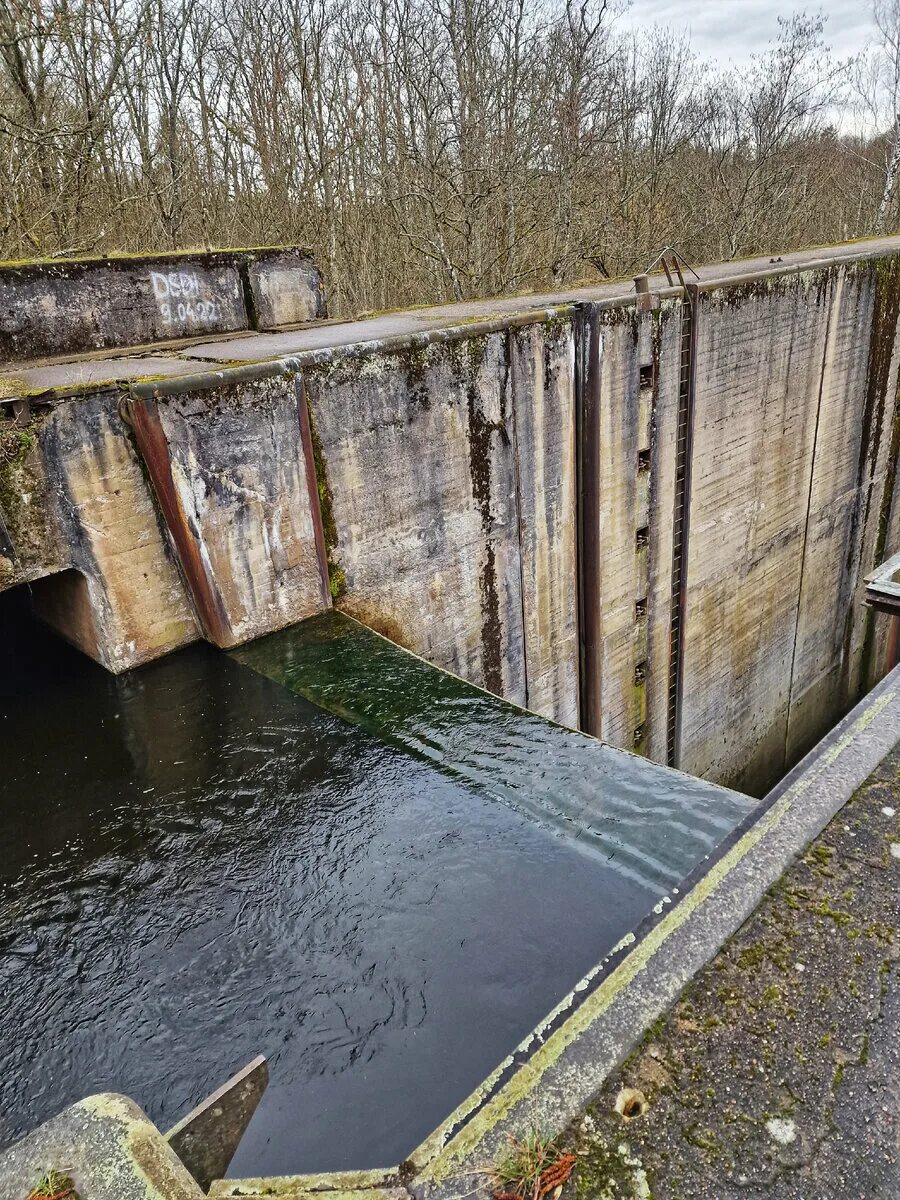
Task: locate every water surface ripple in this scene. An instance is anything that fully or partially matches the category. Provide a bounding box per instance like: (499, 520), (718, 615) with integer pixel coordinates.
(233, 613), (758, 894)
(0, 612), (663, 1174)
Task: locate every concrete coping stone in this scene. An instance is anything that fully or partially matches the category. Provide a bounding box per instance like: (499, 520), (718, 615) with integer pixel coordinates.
(0, 247), (325, 366)
(0, 1093), (204, 1200)
(4, 233), (900, 403)
(209, 1171), (402, 1196)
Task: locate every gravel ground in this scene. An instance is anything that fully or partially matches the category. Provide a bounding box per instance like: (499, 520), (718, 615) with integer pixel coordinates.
(564, 744), (900, 1200)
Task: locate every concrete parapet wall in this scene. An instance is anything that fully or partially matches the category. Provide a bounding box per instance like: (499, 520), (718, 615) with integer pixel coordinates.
(0, 247), (325, 363)
(1, 242), (899, 788)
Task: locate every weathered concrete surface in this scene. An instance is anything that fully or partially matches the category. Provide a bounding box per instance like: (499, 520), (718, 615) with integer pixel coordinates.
(787, 258), (900, 765)
(508, 320), (579, 725)
(581, 306), (642, 743)
(643, 304), (683, 766)
(306, 335), (528, 702)
(2, 238), (898, 401)
(178, 237), (900, 369)
(210, 1170), (403, 1196)
(680, 261), (900, 796)
(580, 299), (683, 758)
(145, 376), (329, 647)
(0, 1093), (204, 1200)
(1, 394), (197, 670)
(0, 252), (248, 361)
(0, 409), (66, 588)
(248, 249), (327, 329)
(564, 740), (899, 1200)
(0, 246), (325, 368)
(214, 1190), (407, 1200)
(680, 272), (829, 793)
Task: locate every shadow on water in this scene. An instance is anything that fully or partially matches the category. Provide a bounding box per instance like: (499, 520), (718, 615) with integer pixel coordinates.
(0, 601), (757, 1176)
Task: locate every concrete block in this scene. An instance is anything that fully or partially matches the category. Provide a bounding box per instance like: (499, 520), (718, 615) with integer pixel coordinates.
(247, 249), (327, 328)
(0, 252), (249, 362)
(0, 1093), (204, 1200)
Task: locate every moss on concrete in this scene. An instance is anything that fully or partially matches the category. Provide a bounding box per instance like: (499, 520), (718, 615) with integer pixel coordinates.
(0, 409), (53, 571)
(560, 745), (900, 1199)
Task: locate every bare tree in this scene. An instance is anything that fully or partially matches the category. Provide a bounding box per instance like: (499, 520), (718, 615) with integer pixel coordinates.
(0, 0), (892, 309)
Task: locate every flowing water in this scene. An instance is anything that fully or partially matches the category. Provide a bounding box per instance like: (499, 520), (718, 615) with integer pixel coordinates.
(0, 603), (757, 1175)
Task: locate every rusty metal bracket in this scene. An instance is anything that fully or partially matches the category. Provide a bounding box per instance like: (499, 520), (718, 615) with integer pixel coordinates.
(644, 246), (701, 288)
(864, 549), (900, 614)
(864, 550), (900, 671)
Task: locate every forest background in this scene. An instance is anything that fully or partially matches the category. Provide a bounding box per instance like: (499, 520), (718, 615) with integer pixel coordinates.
(3, 0), (900, 315)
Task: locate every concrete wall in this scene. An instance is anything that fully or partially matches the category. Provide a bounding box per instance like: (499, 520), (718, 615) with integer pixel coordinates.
(0, 394), (197, 670)
(129, 376), (330, 648)
(305, 319), (579, 726)
(679, 260), (900, 794)
(0, 247), (325, 362)
(2, 246), (900, 791)
(579, 298), (684, 761)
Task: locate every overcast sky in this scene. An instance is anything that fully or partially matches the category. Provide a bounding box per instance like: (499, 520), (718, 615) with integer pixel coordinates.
(616, 0), (875, 69)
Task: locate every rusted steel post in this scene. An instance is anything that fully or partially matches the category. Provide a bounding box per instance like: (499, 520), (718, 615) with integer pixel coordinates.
(666, 282), (700, 769)
(887, 614), (900, 671)
(124, 395), (232, 646)
(295, 374), (333, 609)
(634, 273), (652, 313)
(579, 305), (603, 737)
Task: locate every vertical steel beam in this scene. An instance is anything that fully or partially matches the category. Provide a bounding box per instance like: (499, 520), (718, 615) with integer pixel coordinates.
(295, 373), (333, 609)
(578, 305), (603, 737)
(666, 283), (699, 768)
(124, 395), (232, 646)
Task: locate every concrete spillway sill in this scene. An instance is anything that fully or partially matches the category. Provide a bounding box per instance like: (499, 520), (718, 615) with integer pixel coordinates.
(3, 661), (896, 1200)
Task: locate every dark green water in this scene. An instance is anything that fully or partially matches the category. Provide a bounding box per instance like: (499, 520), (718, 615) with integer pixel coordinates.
(0, 604), (756, 1176)
(233, 614), (755, 893)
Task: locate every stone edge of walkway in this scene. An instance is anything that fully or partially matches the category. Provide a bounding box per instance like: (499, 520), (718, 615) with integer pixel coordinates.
(0, 1094), (205, 1200)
